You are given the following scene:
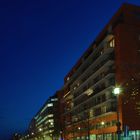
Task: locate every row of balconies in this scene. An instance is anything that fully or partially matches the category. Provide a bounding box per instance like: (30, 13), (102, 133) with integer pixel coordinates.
(63, 40), (114, 106)
(72, 53), (115, 99)
(70, 49), (115, 93)
(73, 75), (115, 107)
(63, 76), (115, 115)
(63, 37), (115, 122)
(72, 91), (116, 117)
(73, 67), (115, 100)
(66, 102), (116, 125)
(65, 35), (114, 86)
(65, 119), (117, 136)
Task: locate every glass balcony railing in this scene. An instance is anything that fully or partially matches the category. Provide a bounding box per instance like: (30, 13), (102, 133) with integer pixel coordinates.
(72, 91), (116, 116)
(73, 68), (115, 101)
(70, 47), (114, 91)
(73, 54), (115, 99)
(71, 102), (117, 124)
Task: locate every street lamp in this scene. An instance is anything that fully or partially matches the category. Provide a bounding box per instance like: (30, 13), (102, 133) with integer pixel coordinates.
(113, 87), (120, 95)
(78, 127), (81, 139)
(101, 121), (105, 140)
(101, 121), (105, 126)
(31, 132), (34, 135)
(84, 111), (90, 140)
(113, 87), (121, 140)
(60, 131), (63, 140)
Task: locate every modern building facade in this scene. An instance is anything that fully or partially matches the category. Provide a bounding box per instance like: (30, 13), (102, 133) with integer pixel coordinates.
(60, 3), (140, 140)
(23, 94), (59, 140)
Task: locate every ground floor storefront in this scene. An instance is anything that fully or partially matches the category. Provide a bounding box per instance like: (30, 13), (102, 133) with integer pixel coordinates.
(70, 130), (140, 140)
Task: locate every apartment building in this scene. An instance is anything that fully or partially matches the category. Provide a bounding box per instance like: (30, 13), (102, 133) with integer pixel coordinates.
(61, 3), (140, 140)
(26, 94), (59, 140)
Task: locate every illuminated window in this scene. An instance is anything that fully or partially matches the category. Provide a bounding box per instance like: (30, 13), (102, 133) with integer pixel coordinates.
(47, 114), (53, 118)
(89, 109), (93, 118)
(49, 130), (53, 133)
(109, 38), (115, 47)
(48, 119), (54, 123)
(67, 77), (70, 81)
(51, 98), (58, 101)
(50, 122), (54, 127)
(101, 106), (107, 113)
(47, 103), (53, 107)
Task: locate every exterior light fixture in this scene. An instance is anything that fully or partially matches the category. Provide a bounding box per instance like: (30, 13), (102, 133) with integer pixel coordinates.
(101, 121), (105, 125)
(39, 128), (42, 131)
(78, 127), (81, 130)
(31, 132), (34, 135)
(113, 87), (121, 140)
(113, 87), (120, 95)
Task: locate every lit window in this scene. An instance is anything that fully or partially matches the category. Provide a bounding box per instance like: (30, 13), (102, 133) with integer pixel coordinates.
(85, 88), (93, 96)
(49, 130), (53, 133)
(47, 103), (53, 107)
(51, 98), (58, 101)
(48, 119), (54, 123)
(109, 38), (115, 47)
(77, 83), (80, 86)
(50, 122), (54, 127)
(102, 106), (107, 113)
(47, 114), (53, 118)
(67, 77), (70, 81)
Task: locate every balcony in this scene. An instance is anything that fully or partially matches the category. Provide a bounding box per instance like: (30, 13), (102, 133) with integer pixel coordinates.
(65, 34), (114, 86)
(70, 45), (114, 92)
(72, 53), (115, 98)
(73, 68), (115, 102)
(71, 84), (116, 113)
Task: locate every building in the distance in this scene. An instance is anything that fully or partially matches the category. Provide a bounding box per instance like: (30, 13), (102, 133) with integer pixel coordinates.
(26, 93), (59, 140)
(12, 133), (22, 140)
(60, 3), (140, 140)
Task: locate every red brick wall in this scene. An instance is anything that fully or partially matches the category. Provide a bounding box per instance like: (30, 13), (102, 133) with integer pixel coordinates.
(115, 20), (140, 130)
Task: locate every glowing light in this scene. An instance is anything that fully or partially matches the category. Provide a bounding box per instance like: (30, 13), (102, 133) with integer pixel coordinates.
(113, 87), (120, 95)
(101, 121), (105, 125)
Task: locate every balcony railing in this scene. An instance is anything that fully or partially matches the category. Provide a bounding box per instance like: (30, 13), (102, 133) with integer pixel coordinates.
(72, 92), (116, 115)
(72, 53), (115, 98)
(65, 34), (114, 86)
(73, 68), (115, 100)
(70, 47), (114, 92)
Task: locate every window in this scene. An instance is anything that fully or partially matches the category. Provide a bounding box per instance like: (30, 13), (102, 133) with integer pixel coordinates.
(109, 38), (115, 47)
(51, 98), (58, 101)
(67, 77), (70, 81)
(47, 103), (53, 107)
(102, 106), (107, 113)
(47, 114), (53, 118)
(48, 119), (54, 123)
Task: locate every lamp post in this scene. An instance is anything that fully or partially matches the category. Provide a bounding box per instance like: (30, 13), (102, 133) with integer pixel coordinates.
(60, 131), (63, 140)
(87, 114), (90, 140)
(113, 87), (121, 140)
(101, 121), (105, 140)
(84, 111), (90, 140)
(78, 127), (81, 140)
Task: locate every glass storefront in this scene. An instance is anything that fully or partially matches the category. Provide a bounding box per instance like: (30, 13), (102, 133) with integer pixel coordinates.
(71, 130), (140, 140)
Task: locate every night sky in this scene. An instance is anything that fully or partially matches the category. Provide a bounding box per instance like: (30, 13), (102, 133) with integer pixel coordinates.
(0, 0), (140, 139)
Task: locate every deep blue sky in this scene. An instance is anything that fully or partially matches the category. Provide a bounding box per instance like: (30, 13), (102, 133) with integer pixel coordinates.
(0, 0), (140, 139)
